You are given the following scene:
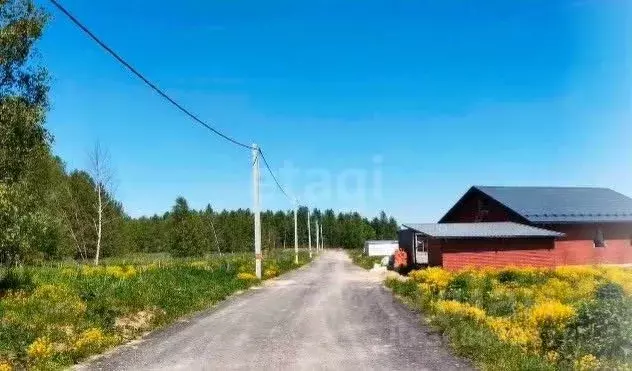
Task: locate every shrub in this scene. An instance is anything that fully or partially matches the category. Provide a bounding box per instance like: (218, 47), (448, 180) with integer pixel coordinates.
(0, 269), (34, 293)
(558, 286), (632, 363)
(444, 275), (472, 303)
(387, 266), (632, 370)
(595, 282), (624, 301)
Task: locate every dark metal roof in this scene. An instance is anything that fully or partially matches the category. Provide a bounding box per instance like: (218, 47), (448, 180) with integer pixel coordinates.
(475, 186), (632, 223)
(402, 222), (564, 238)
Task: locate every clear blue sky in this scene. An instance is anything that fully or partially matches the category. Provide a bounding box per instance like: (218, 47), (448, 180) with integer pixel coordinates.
(40, 0), (631, 223)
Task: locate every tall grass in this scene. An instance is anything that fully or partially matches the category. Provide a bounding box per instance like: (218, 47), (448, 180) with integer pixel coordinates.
(0, 250), (312, 370)
(348, 249), (384, 269)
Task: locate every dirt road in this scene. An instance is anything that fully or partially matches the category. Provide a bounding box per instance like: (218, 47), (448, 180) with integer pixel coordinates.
(83, 250), (469, 370)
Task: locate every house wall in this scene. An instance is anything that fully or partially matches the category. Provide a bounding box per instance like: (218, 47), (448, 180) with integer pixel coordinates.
(435, 238), (556, 270)
(428, 239), (443, 266)
(440, 191), (632, 266)
(544, 223), (632, 265)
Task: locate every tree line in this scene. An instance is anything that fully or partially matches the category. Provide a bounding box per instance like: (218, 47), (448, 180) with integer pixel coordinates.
(128, 201), (398, 257)
(0, 0), (398, 266)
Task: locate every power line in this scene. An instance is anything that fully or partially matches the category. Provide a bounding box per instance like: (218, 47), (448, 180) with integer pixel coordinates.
(258, 148), (292, 201)
(49, 0), (253, 150)
(51, 0), (299, 209)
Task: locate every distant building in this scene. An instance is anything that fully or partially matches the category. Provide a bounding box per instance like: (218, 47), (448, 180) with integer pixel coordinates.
(364, 240), (398, 257)
(400, 186), (632, 270)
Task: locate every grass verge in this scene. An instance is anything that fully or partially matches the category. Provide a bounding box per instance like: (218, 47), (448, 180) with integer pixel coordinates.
(0, 250), (312, 370)
(386, 266), (632, 371)
(347, 249), (384, 270)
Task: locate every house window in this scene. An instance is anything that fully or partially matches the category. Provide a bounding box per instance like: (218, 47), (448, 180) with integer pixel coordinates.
(415, 234), (427, 252)
(593, 228), (606, 248)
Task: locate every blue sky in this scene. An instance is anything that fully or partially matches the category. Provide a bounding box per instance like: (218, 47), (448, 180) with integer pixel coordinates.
(40, 0), (631, 223)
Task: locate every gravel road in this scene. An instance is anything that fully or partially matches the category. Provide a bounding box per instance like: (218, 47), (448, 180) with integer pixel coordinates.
(81, 250), (470, 371)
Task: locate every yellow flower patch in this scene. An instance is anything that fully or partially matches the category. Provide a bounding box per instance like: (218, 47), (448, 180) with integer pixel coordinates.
(527, 300), (576, 328)
(434, 300), (486, 323)
(485, 316), (540, 351)
(575, 354), (600, 371)
(409, 267), (453, 292)
(237, 272), (258, 281)
(263, 267), (280, 279)
(72, 328), (116, 357)
(27, 337), (54, 361)
(80, 264), (138, 279)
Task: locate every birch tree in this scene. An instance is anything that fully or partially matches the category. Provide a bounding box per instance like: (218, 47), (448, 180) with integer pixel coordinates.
(89, 142), (114, 265)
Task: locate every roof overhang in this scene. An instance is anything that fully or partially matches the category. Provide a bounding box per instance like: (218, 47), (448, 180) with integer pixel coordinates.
(402, 222), (565, 239)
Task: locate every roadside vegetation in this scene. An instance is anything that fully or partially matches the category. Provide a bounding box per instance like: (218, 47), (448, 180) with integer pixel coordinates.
(386, 266), (632, 370)
(0, 250), (311, 369)
(348, 249), (385, 270)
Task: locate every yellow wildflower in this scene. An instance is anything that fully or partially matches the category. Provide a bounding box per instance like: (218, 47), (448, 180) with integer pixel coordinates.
(409, 268), (452, 292)
(263, 268), (279, 279)
(73, 328), (114, 355)
(545, 350), (559, 363)
(104, 265), (137, 279)
(485, 316), (540, 351)
(237, 272), (258, 281)
(27, 337), (54, 360)
(417, 282), (432, 295)
(434, 300), (487, 323)
(574, 354), (600, 371)
(527, 300), (575, 329)
(601, 267), (632, 296)
(0, 360), (13, 371)
(554, 266), (601, 283)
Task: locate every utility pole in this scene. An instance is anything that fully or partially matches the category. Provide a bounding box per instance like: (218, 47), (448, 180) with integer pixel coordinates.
(252, 144), (262, 279)
(307, 209), (312, 258)
(320, 224), (324, 250)
(315, 219), (320, 254)
(294, 199), (299, 265)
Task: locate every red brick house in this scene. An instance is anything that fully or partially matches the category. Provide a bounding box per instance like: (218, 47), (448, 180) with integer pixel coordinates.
(399, 186), (632, 270)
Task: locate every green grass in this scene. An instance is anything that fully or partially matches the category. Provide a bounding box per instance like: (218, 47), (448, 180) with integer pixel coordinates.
(0, 250), (312, 369)
(385, 278), (555, 371)
(347, 249), (384, 270)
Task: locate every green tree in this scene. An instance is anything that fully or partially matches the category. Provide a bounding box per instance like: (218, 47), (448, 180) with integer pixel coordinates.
(169, 197), (204, 257)
(0, 0), (50, 266)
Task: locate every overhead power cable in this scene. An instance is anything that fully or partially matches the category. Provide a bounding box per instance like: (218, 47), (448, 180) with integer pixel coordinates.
(49, 0), (253, 150)
(258, 148), (291, 201)
(51, 0), (299, 208)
